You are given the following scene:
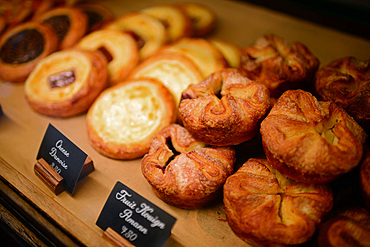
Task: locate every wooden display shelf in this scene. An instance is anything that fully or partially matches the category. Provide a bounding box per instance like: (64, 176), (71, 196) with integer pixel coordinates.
(0, 0), (369, 246)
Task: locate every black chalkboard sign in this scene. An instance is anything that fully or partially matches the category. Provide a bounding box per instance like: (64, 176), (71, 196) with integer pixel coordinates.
(37, 123), (87, 194)
(97, 181), (177, 247)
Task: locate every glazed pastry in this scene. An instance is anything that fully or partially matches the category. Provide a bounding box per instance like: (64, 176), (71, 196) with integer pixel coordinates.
(1, 0), (34, 27)
(104, 12), (167, 59)
(77, 29), (139, 86)
(210, 39), (241, 68)
(36, 7), (88, 49)
(86, 78), (176, 160)
(224, 158), (333, 247)
(360, 150), (370, 209)
(240, 34), (319, 98)
(159, 37), (227, 78)
(141, 4), (192, 42)
(179, 69), (270, 146)
(129, 52), (203, 105)
(177, 2), (217, 37)
(315, 57), (370, 134)
(76, 3), (114, 33)
(142, 124), (235, 209)
(318, 208), (370, 247)
(24, 49), (108, 117)
(260, 89), (367, 184)
(0, 22), (58, 82)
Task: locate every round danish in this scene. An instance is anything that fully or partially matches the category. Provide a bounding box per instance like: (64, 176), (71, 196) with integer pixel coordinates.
(141, 124), (235, 209)
(141, 4), (192, 42)
(360, 149), (370, 209)
(77, 29), (139, 86)
(210, 39), (241, 68)
(1, 0), (34, 27)
(0, 22), (58, 82)
(223, 158), (333, 247)
(86, 78), (176, 160)
(315, 57), (370, 134)
(159, 37), (227, 78)
(177, 2), (217, 37)
(103, 12), (167, 59)
(24, 49), (108, 117)
(318, 208), (370, 247)
(129, 52), (203, 105)
(240, 34), (320, 98)
(36, 7), (88, 50)
(179, 69), (270, 146)
(76, 3), (114, 33)
(260, 89), (367, 184)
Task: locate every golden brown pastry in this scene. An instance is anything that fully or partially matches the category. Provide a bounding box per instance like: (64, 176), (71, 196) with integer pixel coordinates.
(36, 7), (88, 50)
(77, 29), (139, 86)
(240, 34), (319, 98)
(210, 39), (241, 68)
(223, 158), (333, 247)
(141, 124), (235, 209)
(0, 22), (58, 82)
(318, 208), (370, 247)
(260, 89), (367, 184)
(315, 57), (370, 134)
(103, 12), (167, 59)
(177, 2), (217, 37)
(360, 149), (370, 209)
(179, 69), (270, 146)
(141, 4), (192, 42)
(76, 3), (114, 33)
(86, 78), (176, 160)
(24, 49), (108, 117)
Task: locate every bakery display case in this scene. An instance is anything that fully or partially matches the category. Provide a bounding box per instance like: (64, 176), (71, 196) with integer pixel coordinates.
(1, 0), (369, 246)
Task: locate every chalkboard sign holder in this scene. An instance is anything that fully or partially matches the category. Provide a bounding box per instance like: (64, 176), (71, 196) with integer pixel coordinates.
(34, 156), (94, 195)
(103, 227), (136, 247)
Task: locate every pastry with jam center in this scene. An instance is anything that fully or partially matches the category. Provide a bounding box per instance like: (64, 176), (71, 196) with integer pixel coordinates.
(141, 124), (235, 209)
(86, 78), (176, 160)
(76, 3), (114, 33)
(24, 49), (108, 117)
(0, 22), (58, 82)
(36, 7), (88, 50)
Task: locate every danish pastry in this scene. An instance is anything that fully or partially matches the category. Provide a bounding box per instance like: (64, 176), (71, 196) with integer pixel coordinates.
(318, 208), (370, 247)
(0, 22), (58, 82)
(36, 7), (88, 49)
(179, 69), (270, 146)
(24, 49), (108, 117)
(315, 57), (370, 134)
(223, 158), (333, 246)
(210, 39), (241, 68)
(260, 89), (367, 184)
(240, 34), (319, 98)
(141, 4), (192, 42)
(76, 3), (114, 33)
(104, 12), (167, 59)
(86, 78), (176, 160)
(77, 29), (139, 86)
(129, 52), (202, 105)
(141, 124), (235, 209)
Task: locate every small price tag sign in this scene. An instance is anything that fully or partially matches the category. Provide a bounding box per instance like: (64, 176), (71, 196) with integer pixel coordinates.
(97, 181), (177, 247)
(36, 123), (89, 194)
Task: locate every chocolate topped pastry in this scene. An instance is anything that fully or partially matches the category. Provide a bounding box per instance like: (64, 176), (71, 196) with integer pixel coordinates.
(76, 3), (114, 33)
(0, 22), (58, 82)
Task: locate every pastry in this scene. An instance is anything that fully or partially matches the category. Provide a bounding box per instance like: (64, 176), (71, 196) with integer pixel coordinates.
(177, 2), (217, 37)
(210, 39), (241, 68)
(0, 22), (58, 82)
(315, 56), (370, 134)
(159, 37), (227, 78)
(223, 158), (333, 246)
(360, 149), (370, 209)
(129, 52), (203, 105)
(141, 124), (235, 209)
(36, 6), (88, 49)
(240, 34), (319, 98)
(24, 49), (108, 117)
(179, 69), (270, 146)
(77, 29), (139, 86)
(260, 89), (367, 184)
(141, 4), (192, 42)
(76, 3), (114, 33)
(1, 0), (34, 27)
(86, 78), (176, 160)
(103, 12), (167, 59)
(318, 208), (370, 247)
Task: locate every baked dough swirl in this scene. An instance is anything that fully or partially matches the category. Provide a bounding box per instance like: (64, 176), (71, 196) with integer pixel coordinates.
(179, 68), (270, 146)
(223, 158), (333, 247)
(141, 124), (235, 209)
(260, 89), (367, 184)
